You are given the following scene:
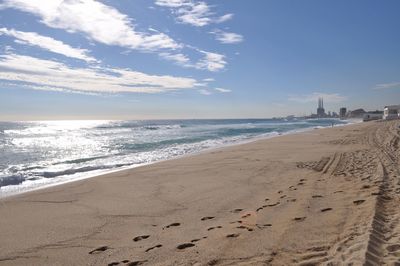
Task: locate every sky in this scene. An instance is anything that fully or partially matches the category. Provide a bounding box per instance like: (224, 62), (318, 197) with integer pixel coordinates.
(0, 0), (400, 120)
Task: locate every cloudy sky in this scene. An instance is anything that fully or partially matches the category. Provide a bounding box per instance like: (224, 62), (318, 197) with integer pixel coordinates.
(0, 0), (399, 120)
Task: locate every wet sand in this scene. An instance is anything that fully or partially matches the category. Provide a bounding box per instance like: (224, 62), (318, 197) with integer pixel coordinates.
(1, 120), (400, 265)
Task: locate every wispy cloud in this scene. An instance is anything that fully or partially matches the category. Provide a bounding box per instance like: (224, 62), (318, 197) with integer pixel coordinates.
(0, 53), (198, 94)
(159, 49), (227, 72)
(0, 27), (98, 63)
(374, 82), (400, 90)
(195, 51), (227, 72)
(210, 29), (243, 44)
(288, 92), (347, 103)
(215, 87), (231, 93)
(1, 0), (181, 51)
(159, 52), (190, 64)
(155, 0), (233, 27)
(1, 0), (231, 72)
(199, 89), (212, 95)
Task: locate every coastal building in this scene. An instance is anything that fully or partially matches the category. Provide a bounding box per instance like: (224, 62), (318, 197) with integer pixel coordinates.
(363, 110), (383, 122)
(339, 107), (347, 119)
(317, 97), (326, 117)
(383, 105), (400, 120)
(347, 109), (366, 118)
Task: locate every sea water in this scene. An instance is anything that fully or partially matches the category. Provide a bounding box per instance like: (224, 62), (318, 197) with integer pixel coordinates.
(0, 118), (349, 197)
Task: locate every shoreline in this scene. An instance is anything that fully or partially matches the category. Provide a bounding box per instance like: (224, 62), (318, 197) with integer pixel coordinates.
(0, 119), (357, 199)
(1, 119), (393, 266)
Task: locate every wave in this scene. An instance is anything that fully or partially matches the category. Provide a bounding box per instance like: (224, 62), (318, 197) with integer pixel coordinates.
(40, 163), (134, 179)
(0, 174), (25, 187)
(95, 121), (184, 131)
(53, 155), (110, 165)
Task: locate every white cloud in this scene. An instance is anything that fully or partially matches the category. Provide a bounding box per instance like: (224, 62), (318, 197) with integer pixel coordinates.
(215, 14), (234, 23)
(159, 50), (226, 72)
(1, 1), (230, 72)
(0, 27), (98, 63)
(155, 0), (233, 27)
(203, 78), (214, 82)
(159, 52), (190, 64)
(374, 82), (400, 90)
(195, 51), (227, 72)
(0, 53), (198, 94)
(210, 29), (243, 44)
(155, 0), (187, 8)
(288, 92), (347, 103)
(1, 0), (181, 51)
(198, 89), (212, 95)
(215, 87), (231, 93)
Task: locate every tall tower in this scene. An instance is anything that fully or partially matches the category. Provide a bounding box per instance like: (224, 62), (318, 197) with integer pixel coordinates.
(317, 97), (325, 117)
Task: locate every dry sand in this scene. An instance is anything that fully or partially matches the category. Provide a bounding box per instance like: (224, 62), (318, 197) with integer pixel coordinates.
(1, 120), (400, 266)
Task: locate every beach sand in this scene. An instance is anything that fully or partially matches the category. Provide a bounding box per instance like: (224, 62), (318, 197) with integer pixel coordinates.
(1, 120), (400, 265)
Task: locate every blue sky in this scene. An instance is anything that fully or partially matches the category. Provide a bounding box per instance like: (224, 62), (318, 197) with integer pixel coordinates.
(0, 0), (399, 120)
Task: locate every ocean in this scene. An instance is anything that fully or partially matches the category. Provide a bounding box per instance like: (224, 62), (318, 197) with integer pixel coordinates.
(0, 118), (349, 197)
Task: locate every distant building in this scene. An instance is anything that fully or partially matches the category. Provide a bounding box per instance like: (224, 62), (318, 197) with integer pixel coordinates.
(339, 107), (347, 119)
(317, 98), (326, 117)
(348, 108), (366, 118)
(383, 105), (400, 120)
(363, 110), (383, 122)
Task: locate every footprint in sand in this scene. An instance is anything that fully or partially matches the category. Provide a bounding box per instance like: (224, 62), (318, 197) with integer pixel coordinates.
(177, 243), (196, 250)
(145, 244), (162, 252)
(127, 260), (148, 266)
(108, 262), (119, 266)
(312, 195), (323, 198)
(226, 233), (240, 238)
(353, 200), (365, 205)
(256, 223), (272, 229)
(256, 207), (263, 212)
(232, 208), (243, 213)
(236, 225), (254, 232)
(267, 202), (280, 207)
(294, 217), (306, 222)
(89, 246), (109, 254)
(164, 222), (181, 229)
(207, 226), (223, 231)
(278, 190), (283, 194)
(321, 208), (333, 212)
(241, 213), (251, 218)
(265, 198), (270, 201)
(201, 216), (215, 221)
(287, 198), (297, 202)
(387, 244), (400, 252)
(133, 235), (150, 242)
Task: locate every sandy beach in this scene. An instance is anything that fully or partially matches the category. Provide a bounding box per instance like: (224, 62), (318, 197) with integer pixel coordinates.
(1, 120), (400, 265)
